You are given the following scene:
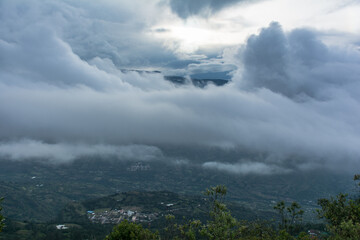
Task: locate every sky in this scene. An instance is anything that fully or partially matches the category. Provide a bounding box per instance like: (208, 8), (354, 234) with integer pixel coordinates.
(0, 0), (360, 174)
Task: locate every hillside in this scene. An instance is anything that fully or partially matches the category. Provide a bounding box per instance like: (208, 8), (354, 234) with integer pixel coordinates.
(0, 154), (353, 223)
(1, 190), (267, 240)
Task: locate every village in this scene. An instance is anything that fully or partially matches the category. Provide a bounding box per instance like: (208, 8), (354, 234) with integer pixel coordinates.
(86, 200), (188, 225)
(87, 208), (160, 225)
(126, 162), (151, 172)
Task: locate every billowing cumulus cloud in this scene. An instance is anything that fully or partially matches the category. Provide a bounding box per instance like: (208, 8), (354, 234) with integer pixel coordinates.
(0, 0), (177, 70)
(0, 1), (360, 173)
(236, 22), (360, 99)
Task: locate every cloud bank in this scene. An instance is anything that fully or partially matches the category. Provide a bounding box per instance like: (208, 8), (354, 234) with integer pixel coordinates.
(203, 161), (292, 175)
(0, 0), (178, 69)
(0, 139), (162, 163)
(0, 1), (360, 173)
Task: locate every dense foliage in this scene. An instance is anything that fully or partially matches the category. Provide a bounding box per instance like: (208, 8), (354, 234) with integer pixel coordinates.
(105, 220), (158, 240)
(273, 201), (304, 234)
(3, 175), (360, 239)
(105, 176), (360, 240)
(316, 174), (360, 239)
(105, 186), (311, 240)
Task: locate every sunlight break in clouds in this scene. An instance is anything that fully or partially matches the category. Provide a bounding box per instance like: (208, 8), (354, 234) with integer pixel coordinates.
(155, 0), (360, 54)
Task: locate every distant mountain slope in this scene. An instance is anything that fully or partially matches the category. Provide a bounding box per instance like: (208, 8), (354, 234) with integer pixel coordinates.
(56, 190), (271, 229)
(0, 190), (273, 240)
(0, 181), (63, 221)
(119, 69), (231, 88)
(164, 76), (229, 87)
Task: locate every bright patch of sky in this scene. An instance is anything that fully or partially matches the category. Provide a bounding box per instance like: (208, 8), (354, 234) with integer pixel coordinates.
(153, 0), (360, 53)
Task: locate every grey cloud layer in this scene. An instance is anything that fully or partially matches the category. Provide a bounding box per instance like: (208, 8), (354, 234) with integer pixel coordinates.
(1, 1), (360, 173)
(0, 0), (177, 69)
(168, 0), (258, 18)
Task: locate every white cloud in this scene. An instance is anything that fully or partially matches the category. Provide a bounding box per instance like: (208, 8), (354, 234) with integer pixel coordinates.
(0, 139), (162, 163)
(203, 161), (292, 175)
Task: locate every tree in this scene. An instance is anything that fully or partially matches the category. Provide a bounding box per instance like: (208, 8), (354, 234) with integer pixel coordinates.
(200, 185), (238, 240)
(274, 201), (304, 234)
(164, 214), (202, 240)
(105, 220), (158, 240)
(163, 185), (313, 240)
(317, 174), (360, 239)
(107, 185), (311, 240)
(163, 186), (235, 240)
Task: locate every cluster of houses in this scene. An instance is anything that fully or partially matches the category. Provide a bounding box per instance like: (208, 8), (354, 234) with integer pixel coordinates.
(87, 209), (159, 224)
(126, 162), (151, 172)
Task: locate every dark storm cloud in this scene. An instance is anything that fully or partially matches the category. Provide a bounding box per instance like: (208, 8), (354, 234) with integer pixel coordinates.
(168, 0), (259, 19)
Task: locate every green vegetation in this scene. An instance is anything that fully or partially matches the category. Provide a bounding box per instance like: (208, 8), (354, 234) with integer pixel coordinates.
(106, 186), (312, 240)
(162, 185), (314, 240)
(0, 156), (351, 223)
(316, 174), (360, 239)
(0, 218), (114, 240)
(56, 190), (257, 225)
(0, 190), (257, 240)
(274, 201), (304, 234)
(105, 220), (158, 240)
(2, 179), (360, 239)
(105, 176), (360, 239)
(0, 156), (358, 239)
